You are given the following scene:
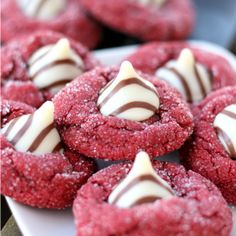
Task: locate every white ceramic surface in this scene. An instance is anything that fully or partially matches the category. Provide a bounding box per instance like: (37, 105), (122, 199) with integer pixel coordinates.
(6, 41), (236, 236)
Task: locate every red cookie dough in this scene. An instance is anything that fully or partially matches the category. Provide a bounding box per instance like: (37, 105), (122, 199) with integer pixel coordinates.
(1, 30), (100, 108)
(1, 0), (101, 49)
(126, 42), (236, 99)
(0, 100), (96, 209)
(1, 99), (35, 125)
(73, 161), (232, 236)
(80, 0), (195, 42)
(180, 86), (236, 204)
(53, 66), (193, 160)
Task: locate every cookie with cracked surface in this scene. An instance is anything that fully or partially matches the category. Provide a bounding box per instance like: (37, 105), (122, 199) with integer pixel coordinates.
(73, 153), (232, 236)
(1, 0), (101, 49)
(180, 86), (236, 204)
(53, 61), (193, 160)
(80, 0), (195, 42)
(1, 30), (99, 108)
(0, 100), (96, 209)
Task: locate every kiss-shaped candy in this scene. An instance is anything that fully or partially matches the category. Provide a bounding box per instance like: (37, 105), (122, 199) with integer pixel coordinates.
(213, 104), (236, 159)
(1, 101), (63, 155)
(16, 0), (66, 20)
(28, 38), (84, 95)
(108, 151), (174, 208)
(156, 48), (212, 103)
(97, 61), (160, 121)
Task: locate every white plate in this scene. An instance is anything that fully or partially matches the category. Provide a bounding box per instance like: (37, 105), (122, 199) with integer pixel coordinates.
(6, 41), (236, 236)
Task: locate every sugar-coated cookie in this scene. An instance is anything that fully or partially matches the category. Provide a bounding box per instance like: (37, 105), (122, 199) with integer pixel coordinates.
(1, 0), (101, 48)
(180, 86), (236, 204)
(1, 31), (100, 108)
(54, 61), (193, 160)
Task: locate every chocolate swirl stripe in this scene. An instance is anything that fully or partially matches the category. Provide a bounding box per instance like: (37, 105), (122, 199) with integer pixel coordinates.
(28, 123), (54, 152)
(34, 0), (47, 17)
(10, 115), (34, 146)
(52, 142), (63, 152)
(2, 117), (20, 137)
(29, 47), (51, 66)
(166, 67), (192, 102)
(98, 77), (158, 108)
(99, 79), (114, 95)
(130, 196), (162, 207)
(216, 127), (236, 159)
(221, 110), (236, 120)
(26, 0), (47, 17)
(110, 174), (172, 205)
(194, 64), (207, 98)
(31, 59), (81, 79)
(110, 101), (157, 116)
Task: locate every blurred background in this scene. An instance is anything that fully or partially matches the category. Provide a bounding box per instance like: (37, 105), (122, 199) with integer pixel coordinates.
(97, 0), (236, 52)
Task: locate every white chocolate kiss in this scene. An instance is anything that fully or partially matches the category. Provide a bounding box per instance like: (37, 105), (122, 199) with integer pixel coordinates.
(1, 101), (63, 156)
(16, 0), (66, 20)
(28, 38), (84, 95)
(156, 48), (212, 103)
(136, 0), (166, 8)
(213, 104), (236, 159)
(108, 151), (174, 208)
(97, 61), (160, 121)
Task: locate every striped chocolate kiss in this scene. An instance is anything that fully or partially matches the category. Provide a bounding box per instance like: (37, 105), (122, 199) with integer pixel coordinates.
(108, 151), (174, 208)
(28, 38), (84, 95)
(97, 61), (160, 121)
(213, 104), (236, 159)
(155, 48), (212, 103)
(16, 0), (66, 20)
(1, 101), (63, 156)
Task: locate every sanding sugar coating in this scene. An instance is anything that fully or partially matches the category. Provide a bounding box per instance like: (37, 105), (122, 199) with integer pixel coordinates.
(1, 100), (35, 125)
(180, 86), (236, 204)
(1, 30), (99, 108)
(53, 65), (193, 160)
(0, 100), (96, 209)
(80, 0), (195, 41)
(1, 0), (101, 49)
(126, 41), (236, 104)
(73, 161), (232, 236)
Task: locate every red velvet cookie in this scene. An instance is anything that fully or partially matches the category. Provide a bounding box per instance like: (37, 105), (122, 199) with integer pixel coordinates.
(0, 101), (96, 209)
(126, 42), (236, 104)
(80, 0), (195, 42)
(54, 61), (193, 160)
(73, 156), (232, 236)
(1, 0), (101, 49)
(1, 99), (35, 125)
(1, 30), (100, 108)
(180, 86), (236, 204)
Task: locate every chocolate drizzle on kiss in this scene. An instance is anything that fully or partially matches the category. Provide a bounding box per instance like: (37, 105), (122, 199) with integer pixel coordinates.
(109, 174), (173, 206)
(28, 42), (84, 93)
(159, 64), (209, 103)
(216, 127), (236, 159)
(31, 59), (81, 79)
(2, 113), (63, 154)
(98, 77), (159, 116)
(221, 110), (236, 120)
(23, 0), (48, 17)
